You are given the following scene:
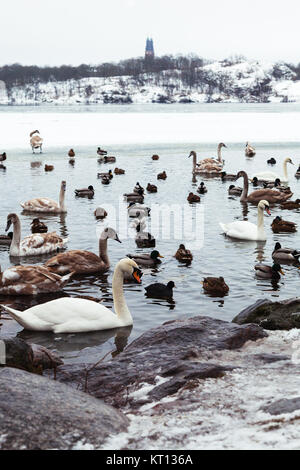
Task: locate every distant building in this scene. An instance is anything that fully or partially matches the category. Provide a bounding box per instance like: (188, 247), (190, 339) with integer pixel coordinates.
(145, 38), (154, 62)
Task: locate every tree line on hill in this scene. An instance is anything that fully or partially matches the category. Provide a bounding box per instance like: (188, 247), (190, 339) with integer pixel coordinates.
(0, 55), (204, 88)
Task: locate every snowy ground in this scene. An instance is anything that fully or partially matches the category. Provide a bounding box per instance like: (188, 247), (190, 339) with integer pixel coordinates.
(76, 329), (300, 450)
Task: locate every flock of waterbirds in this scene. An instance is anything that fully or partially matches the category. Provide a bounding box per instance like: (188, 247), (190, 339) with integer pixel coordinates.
(0, 133), (300, 334)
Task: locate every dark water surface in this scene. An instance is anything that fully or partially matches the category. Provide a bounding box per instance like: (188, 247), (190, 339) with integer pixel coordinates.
(0, 109), (300, 364)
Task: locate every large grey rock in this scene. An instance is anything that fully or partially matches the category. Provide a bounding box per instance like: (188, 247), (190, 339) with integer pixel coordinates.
(261, 397), (300, 415)
(0, 367), (128, 450)
(57, 315), (266, 406)
(233, 298), (300, 330)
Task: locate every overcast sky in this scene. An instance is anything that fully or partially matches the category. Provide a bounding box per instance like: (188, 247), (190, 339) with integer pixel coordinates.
(2, 0), (300, 66)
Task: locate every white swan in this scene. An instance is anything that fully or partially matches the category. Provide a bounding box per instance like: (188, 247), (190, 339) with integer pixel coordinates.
(252, 158), (293, 183)
(21, 181), (67, 213)
(1, 258), (142, 333)
(219, 200), (270, 241)
(6, 213), (68, 257)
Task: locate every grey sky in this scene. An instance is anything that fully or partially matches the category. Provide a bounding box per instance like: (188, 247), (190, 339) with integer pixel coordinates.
(2, 0), (300, 66)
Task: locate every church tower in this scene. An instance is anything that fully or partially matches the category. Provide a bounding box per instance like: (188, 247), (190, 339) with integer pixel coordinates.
(145, 37), (154, 61)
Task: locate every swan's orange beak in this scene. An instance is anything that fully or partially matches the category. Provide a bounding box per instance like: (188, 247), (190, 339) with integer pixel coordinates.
(266, 208), (271, 216)
(132, 268), (142, 284)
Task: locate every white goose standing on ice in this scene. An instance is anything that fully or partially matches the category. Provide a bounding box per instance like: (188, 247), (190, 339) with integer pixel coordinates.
(30, 130), (43, 153)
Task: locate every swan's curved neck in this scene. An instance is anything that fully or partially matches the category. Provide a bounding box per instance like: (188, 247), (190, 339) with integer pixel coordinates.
(257, 205), (265, 236)
(112, 267), (132, 323)
(99, 233), (109, 266)
(191, 152), (197, 171)
(59, 187), (66, 211)
(240, 172), (249, 202)
(283, 160), (289, 180)
(217, 144), (222, 163)
(11, 218), (21, 255)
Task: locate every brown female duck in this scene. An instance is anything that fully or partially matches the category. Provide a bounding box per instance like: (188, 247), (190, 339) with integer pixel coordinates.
(271, 216), (297, 233)
(202, 277), (229, 296)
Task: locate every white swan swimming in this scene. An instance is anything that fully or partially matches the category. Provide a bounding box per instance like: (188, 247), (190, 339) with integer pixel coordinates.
(219, 200), (270, 241)
(1, 258), (142, 333)
(6, 213), (68, 257)
(252, 158), (293, 183)
(21, 180), (67, 213)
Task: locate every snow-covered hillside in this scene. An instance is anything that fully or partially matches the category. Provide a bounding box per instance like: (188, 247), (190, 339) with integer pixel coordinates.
(0, 59), (299, 105)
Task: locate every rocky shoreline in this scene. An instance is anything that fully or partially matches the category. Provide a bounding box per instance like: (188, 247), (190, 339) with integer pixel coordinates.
(1, 298), (300, 450)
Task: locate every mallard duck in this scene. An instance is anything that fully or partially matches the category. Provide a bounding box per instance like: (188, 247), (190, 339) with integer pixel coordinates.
(44, 164), (54, 172)
(0, 152), (7, 162)
(252, 177), (268, 187)
(75, 185), (95, 197)
(0, 265), (73, 296)
(1, 258), (142, 333)
(262, 178), (281, 189)
(255, 263), (284, 280)
(228, 185), (243, 196)
(68, 149), (75, 158)
(237, 171), (293, 204)
(101, 175), (110, 184)
(271, 216), (297, 233)
(133, 182), (144, 194)
(272, 242), (300, 262)
(97, 147), (107, 156)
(128, 202), (150, 218)
(221, 171), (237, 181)
(145, 281), (175, 299)
(30, 130), (43, 153)
(197, 182), (207, 194)
(135, 223), (155, 248)
(44, 227), (121, 274)
(0, 232), (13, 245)
(252, 157), (293, 183)
(295, 165), (300, 178)
(245, 142), (256, 157)
(21, 180), (67, 214)
(280, 199), (300, 210)
(174, 244), (193, 263)
(267, 158), (276, 165)
(146, 183), (157, 193)
(6, 213), (68, 257)
(31, 219), (48, 233)
(124, 193), (144, 203)
(98, 170), (113, 179)
(94, 207), (107, 219)
(127, 250), (163, 267)
(220, 200), (270, 241)
(152, 154), (159, 160)
(187, 192), (200, 203)
(98, 155), (116, 163)
(202, 277), (229, 296)
(114, 168), (125, 174)
(157, 171), (167, 180)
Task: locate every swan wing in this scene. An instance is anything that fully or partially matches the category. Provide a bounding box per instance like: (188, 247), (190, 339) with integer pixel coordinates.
(21, 198), (59, 212)
(45, 250), (103, 274)
(220, 221), (258, 240)
(1, 298), (120, 333)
